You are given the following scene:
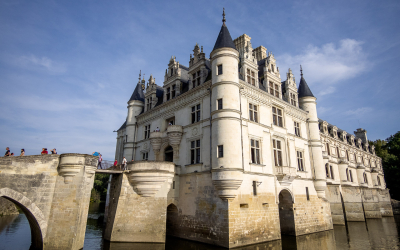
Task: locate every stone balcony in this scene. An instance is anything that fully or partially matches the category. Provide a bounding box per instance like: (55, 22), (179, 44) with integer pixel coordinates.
(126, 161), (175, 197)
(149, 125), (183, 161)
(212, 168), (243, 201)
(275, 166), (297, 185)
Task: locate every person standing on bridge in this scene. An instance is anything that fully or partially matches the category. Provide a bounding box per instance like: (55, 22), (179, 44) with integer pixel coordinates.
(41, 148), (48, 155)
(4, 147), (11, 156)
(20, 149), (25, 156)
(122, 157), (127, 170)
(98, 154), (103, 169)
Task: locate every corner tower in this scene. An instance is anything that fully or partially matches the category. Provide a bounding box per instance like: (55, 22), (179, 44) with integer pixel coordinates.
(123, 74), (145, 161)
(210, 9), (243, 200)
(298, 66), (327, 198)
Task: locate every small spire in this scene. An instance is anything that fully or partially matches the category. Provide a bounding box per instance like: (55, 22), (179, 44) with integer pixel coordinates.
(201, 46), (203, 53)
(300, 65), (303, 77)
(138, 70), (141, 82)
(222, 8), (226, 26)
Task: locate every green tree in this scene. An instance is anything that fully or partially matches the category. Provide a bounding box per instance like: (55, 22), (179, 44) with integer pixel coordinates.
(91, 173), (110, 202)
(370, 131), (400, 200)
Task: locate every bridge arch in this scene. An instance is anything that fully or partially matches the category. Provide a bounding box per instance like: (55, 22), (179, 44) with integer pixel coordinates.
(166, 203), (179, 237)
(0, 188), (46, 249)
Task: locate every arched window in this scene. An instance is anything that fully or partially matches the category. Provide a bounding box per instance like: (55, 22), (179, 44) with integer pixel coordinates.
(377, 176), (381, 186)
(346, 168), (349, 181)
(326, 143), (330, 155)
(363, 173), (368, 184)
(325, 164), (330, 178)
(330, 165), (334, 179)
(349, 170), (353, 182)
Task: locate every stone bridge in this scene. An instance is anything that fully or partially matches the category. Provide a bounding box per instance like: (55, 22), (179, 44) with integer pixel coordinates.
(0, 154), (175, 250)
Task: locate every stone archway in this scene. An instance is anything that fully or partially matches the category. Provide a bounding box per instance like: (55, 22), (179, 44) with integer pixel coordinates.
(278, 189), (296, 235)
(0, 188), (45, 249)
(166, 203), (179, 237)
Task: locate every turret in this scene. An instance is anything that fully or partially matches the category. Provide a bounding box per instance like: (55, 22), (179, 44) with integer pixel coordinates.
(123, 73), (145, 161)
(298, 66), (327, 199)
(210, 9), (243, 201)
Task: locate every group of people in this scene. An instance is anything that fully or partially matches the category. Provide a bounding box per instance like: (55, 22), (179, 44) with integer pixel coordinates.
(92, 152), (103, 169)
(113, 157), (128, 170)
(4, 147), (56, 157)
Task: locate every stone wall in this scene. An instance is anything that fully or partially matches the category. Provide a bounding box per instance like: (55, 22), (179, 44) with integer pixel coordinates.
(0, 154), (97, 250)
(325, 185), (345, 225)
(340, 186), (365, 221)
(0, 197), (19, 216)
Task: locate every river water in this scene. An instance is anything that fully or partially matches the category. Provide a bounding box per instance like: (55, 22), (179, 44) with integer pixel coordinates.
(1, 202), (400, 250)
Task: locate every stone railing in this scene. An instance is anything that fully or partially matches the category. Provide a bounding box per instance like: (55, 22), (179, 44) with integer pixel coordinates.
(126, 161), (174, 197)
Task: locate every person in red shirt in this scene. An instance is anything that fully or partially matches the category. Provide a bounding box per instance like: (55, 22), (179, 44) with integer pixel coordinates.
(41, 148), (48, 155)
(113, 159), (118, 166)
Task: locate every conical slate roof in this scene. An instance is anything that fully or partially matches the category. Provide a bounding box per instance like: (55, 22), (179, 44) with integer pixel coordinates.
(129, 83), (145, 102)
(298, 76), (314, 98)
(212, 24), (237, 51)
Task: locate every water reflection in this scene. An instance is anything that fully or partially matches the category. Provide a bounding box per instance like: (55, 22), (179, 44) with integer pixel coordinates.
(1, 203), (400, 250)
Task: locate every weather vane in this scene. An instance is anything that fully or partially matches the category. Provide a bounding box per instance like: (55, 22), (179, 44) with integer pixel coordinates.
(222, 8), (226, 25)
(300, 65), (303, 77)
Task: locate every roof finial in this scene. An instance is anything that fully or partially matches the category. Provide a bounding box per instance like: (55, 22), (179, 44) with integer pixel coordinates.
(139, 70), (141, 82)
(222, 8), (226, 26)
(300, 65), (303, 77)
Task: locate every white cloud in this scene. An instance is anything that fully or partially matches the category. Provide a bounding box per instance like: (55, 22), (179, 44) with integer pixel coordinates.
(277, 39), (368, 95)
(345, 107), (373, 116)
(14, 54), (66, 74)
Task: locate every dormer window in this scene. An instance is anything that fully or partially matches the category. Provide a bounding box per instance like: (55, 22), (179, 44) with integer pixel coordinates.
(271, 64), (275, 72)
(172, 84), (176, 99)
(246, 69), (255, 86)
(269, 82), (280, 98)
(192, 71), (201, 88)
(166, 88), (171, 101)
(171, 68), (174, 76)
(290, 93), (297, 106)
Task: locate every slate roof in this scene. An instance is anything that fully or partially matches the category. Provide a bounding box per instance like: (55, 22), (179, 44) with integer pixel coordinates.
(129, 83), (145, 102)
(117, 121), (126, 132)
(212, 24), (237, 51)
(298, 76), (314, 98)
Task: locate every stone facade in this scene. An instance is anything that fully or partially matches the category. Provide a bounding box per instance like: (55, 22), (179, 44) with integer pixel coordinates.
(0, 154), (98, 250)
(113, 14), (392, 248)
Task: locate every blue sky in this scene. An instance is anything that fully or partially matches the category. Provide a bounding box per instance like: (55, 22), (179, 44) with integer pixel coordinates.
(0, 0), (399, 160)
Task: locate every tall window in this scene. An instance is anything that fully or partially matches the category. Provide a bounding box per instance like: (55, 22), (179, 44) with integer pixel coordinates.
(330, 165), (334, 179)
(217, 99), (223, 110)
(269, 82), (280, 98)
(191, 140), (201, 164)
(250, 139), (260, 164)
(306, 187), (310, 201)
(346, 150), (350, 161)
(170, 68), (174, 76)
(192, 70), (200, 88)
(249, 104), (258, 122)
(191, 104), (201, 123)
(377, 176), (381, 186)
(217, 65), (223, 75)
(166, 87), (171, 101)
(336, 147), (340, 158)
(253, 181), (257, 196)
(142, 152), (148, 160)
(273, 139), (283, 166)
(172, 84), (176, 98)
(349, 170), (353, 182)
(326, 143), (330, 155)
(246, 69), (256, 86)
(272, 107), (283, 127)
(144, 125), (150, 139)
(346, 168), (350, 181)
(325, 164), (330, 178)
(297, 151), (304, 171)
(294, 122), (301, 136)
(363, 173), (368, 184)
(218, 145), (223, 158)
(290, 93), (297, 106)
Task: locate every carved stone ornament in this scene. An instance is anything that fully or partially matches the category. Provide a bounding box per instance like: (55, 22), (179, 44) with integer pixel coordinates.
(127, 161), (175, 197)
(167, 125), (183, 158)
(212, 169), (243, 201)
(150, 132), (163, 158)
(58, 154), (98, 184)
